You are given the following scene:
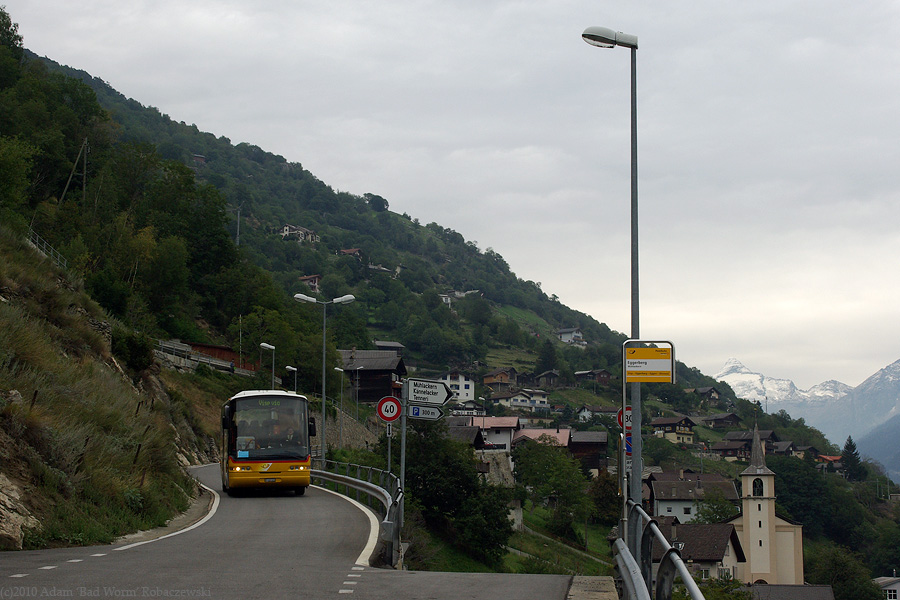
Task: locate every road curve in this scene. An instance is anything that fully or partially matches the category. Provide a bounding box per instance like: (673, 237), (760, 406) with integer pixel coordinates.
(0, 464), (575, 600)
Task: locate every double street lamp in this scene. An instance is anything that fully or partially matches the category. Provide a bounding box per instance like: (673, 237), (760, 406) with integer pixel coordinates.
(294, 293), (355, 462)
(259, 342), (275, 390)
(582, 25), (643, 558)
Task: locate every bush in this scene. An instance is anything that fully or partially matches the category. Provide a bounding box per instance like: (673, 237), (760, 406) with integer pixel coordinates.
(111, 326), (155, 372)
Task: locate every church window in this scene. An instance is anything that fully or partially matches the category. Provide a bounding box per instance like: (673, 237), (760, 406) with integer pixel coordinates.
(752, 478), (764, 496)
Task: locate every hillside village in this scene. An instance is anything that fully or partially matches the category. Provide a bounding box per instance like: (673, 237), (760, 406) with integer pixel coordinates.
(3, 12), (899, 598)
(157, 332), (900, 599)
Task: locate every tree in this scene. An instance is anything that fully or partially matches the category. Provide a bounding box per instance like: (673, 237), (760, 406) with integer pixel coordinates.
(513, 436), (593, 541)
(841, 436), (866, 482)
(0, 7), (24, 61)
(692, 486), (739, 524)
(767, 455), (829, 538)
(403, 421), (512, 564)
(534, 338), (558, 373)
(805, 541), (882, 600)
(364, 192), (389, 212)
(588, 471), (620, 525)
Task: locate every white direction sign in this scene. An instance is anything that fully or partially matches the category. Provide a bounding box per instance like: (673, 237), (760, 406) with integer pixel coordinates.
(406, 378), (453, 406)
(408, 405), (444, 421)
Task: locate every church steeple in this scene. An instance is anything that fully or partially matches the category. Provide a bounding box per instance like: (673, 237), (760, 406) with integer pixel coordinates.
(742, 424), (775, 477)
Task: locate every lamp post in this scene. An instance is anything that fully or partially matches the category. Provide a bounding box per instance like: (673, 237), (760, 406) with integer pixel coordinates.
(355, 365), (364, 421)
(294, 293), (356, 462)
(286, 365), (297, 393)
(335, 367), (344, 447)
(582, 25), (642, 558)
(260, 342), (275, 390)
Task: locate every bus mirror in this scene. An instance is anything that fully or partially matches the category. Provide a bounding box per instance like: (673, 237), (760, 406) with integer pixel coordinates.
(222, 405), (232, 429)
(308, 418), (316, 437)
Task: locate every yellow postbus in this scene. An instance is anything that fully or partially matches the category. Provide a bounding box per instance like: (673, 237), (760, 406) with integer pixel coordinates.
(220, 390), (316, 495)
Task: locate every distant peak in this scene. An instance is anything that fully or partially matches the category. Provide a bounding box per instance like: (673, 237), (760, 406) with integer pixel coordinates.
(715, 357), (752, 378)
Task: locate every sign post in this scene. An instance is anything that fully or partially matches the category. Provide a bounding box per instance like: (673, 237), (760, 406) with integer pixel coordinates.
(376, 396), (401, 475)
(399, 378), (452, 531)
(621, 340), (675, 557)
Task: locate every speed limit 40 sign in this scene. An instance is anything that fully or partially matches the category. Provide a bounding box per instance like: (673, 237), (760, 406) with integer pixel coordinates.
(376, 396), (402, 422)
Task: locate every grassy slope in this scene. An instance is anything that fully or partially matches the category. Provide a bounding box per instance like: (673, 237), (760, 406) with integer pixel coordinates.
(0, 226), (200, 548)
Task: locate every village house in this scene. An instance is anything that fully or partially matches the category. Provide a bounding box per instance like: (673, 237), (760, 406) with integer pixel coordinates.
(468, 416), (521, 450)
(298, 274), (321, 293)
(449, 399), (485, 417)
(483, 367), (517, 393)
(722, 429), (780, 454)
(512, 427), (571, 448)
(438, 370), (476, 402)
(576, 405), (619, 423)
(574, 369), (613, 385)
(650, 416), (697, 445)
(556, 327), (586, 346)
(489, 389), (549, 413)
(684, 386), (723, 405)
(648, 471), (739, 522)
(875, 576), (900, 600)
(652, 517), (746, 583)
(373, 340), (405, 356)
(711, 440), (752, 462)
(279, 223), (320, 243)
(569, 430), (608, 475)
(700, 412), (742, 429)
(534, 369), (559, 388)
(338, 349), (406, 403)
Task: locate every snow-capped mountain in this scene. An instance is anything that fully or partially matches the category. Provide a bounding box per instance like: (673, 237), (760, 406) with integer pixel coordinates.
(715, 357), (900, 482)
(714, 357), (851, 410)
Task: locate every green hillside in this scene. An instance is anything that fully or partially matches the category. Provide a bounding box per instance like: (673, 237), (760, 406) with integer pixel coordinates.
(4, 9), (900, 596)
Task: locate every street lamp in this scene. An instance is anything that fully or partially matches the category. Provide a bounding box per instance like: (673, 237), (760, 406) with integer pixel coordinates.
(286, 365), (297, 393)
(334, 367), (344, 447)
(260, 342), (275, 390)
(294, 293), (356, 462)
(582, 24), (642, 557)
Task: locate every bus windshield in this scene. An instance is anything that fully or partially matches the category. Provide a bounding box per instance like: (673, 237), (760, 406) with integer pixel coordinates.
(230, 395), (310, 460)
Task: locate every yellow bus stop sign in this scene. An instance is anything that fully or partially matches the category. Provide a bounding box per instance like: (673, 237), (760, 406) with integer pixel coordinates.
(624, 346), (674, 383)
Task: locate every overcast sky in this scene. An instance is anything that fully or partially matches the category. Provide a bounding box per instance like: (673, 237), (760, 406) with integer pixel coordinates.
(8, 1), (900, 390)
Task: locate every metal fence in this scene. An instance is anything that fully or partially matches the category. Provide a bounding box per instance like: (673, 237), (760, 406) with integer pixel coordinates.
(28, 228), (67, 270)
(311, 458), (403, 568)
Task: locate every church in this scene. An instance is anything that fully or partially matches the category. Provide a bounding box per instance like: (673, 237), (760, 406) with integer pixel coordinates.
(727, 426), (804, 584)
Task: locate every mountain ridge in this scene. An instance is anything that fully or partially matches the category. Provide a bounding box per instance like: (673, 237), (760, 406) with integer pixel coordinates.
(715, 357), (900, 482)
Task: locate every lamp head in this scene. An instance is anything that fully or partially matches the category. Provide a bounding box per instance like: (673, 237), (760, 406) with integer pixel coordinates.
(293, 293), (317, 304)
(333, 294), (356, 305)
(582, 26), (637, 49)
(286, 365), (297, 372)
(260, 342), (275, 351)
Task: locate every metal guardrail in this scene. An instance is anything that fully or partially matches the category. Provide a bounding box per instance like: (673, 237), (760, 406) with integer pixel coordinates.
(27, 228), (67, 270)
(614, 499), (705, 600)
(311, 458), (403, 568)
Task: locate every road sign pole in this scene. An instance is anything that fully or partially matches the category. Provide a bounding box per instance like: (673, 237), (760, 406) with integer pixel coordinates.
(399, 382), (407, 530)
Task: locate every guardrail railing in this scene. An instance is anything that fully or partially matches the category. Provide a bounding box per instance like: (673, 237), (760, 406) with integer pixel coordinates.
(614, 499), (705, 600)
(311, 458), (402, 568)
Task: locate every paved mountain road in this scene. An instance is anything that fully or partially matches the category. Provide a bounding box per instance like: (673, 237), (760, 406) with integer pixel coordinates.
(0, 464), (582, 600)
